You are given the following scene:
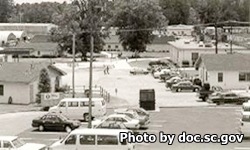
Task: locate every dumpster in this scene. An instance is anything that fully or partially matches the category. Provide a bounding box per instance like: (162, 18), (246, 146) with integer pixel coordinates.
(139, 89), (155, 110)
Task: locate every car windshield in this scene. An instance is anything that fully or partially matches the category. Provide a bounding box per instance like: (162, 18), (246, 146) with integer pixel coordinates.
(59, 114), (69, 121)
(12, 138), (25, 148)
(124, 115), (132, 121)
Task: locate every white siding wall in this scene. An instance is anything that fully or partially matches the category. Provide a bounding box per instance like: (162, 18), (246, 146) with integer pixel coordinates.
(0, 82), (29, 104)
(208, 71), (250, 90)
(146, 44), (171, 52)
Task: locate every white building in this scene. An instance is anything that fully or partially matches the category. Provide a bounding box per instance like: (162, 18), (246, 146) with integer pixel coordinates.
(195, 53), (250, 90)
(0, 62), (65, 104)
(153, 24), (194, 37)
(168, 39), (249, 67)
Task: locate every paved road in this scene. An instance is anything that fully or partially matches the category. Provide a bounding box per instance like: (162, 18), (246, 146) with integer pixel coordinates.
(11, 106), (250, 150)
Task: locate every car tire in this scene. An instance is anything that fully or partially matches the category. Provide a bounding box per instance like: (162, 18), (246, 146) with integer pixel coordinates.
(176, 88), (181, 92)
(65, 125), (72, 133)
(84, 113), (90, 122)
(38, 125), (44, 131)
(193, 88), (199, 92)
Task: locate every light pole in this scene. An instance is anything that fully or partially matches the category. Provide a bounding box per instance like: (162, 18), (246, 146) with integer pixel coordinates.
(72, 33), (76, 98)
(88, 34), (94, 128)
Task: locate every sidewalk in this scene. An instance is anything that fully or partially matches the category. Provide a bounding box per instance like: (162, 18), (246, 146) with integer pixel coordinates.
(0, 104), (42, 115)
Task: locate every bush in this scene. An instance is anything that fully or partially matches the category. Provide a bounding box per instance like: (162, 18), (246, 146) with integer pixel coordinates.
(56, 85), (70, 93)
(40, 55), (57, 58)
(149, 60), (168, 67)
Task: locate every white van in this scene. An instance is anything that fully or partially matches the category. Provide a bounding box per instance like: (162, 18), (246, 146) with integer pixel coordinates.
(49, 98), (106, 121)
(49, 128), (135, 150)
(239, 111), (250, 137)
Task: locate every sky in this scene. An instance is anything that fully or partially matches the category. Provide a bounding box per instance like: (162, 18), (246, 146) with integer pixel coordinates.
(14, 0), (72, 4)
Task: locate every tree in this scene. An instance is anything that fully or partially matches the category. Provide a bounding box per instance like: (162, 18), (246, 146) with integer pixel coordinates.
(159, 0), (190, 25)
(51, 0), (108, 61)
(36, 68), (51, 103)
(111, 0), (166, 55)
(9, 2), (62, 23)
(0, 0), (14, 22)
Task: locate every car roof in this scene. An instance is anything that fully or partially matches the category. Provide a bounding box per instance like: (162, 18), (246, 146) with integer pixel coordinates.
(0, 136), (17, 141)
(70, 128), (130, 135)
(108, 114), (127, 118)
(60, 98), (103, 102)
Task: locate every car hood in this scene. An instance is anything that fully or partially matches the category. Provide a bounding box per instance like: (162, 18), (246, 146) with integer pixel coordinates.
(48, 106), (57, 112)
(18, 143), (46, 150)
(131, 119), (140, 124)
(92, 120), (102, 127)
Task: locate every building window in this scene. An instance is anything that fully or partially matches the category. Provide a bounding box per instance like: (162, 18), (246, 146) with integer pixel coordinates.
(108, 45), (111, 48)
(0, 85), (3, 95)
(218, 72), (223, 82)
(115, 45), (118, 48)
(239, 72), (250, 81)
(37, 51), (41, 56)
(206, 71), (208, 81)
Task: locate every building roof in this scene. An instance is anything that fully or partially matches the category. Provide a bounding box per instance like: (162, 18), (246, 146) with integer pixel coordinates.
(104, 35), (119, 44)
(30, 34), (52, 43)
(16, 42), (58, 51)
(0, 62), (66, 83)
(151, 36), (175, 44)
(167, 24), (194, 30)
(0, 48), (33, 54)
(195, 53), (250, 71)
(168, 39), (247, 50)
(0, 31), (16, 43)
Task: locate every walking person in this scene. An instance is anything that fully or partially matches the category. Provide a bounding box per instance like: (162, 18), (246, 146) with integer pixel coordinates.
(106, 65), (109, 74)
(103, 65), (106, 75)
(115, 88), (118, 96)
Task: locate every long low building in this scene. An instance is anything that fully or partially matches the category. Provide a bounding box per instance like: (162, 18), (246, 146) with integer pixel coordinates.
(168, 39), (250, 67)
(0, 23), (57, 35)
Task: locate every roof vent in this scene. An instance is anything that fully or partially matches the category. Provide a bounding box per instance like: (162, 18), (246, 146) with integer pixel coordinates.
(198, 42), (204, 47)
(184, 40), (190, 44)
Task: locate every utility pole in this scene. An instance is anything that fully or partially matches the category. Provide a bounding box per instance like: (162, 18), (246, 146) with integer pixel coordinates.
(215, 23), (218, 54)
(230, 23), (233, 54)
(88, 34), (94, 128)
(72, 33), (76, 98)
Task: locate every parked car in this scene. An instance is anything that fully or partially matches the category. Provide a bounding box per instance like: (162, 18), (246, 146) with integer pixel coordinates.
(0, 136), (47, 150)
(130, 67), (149, 75)
(165, 76), (182, 88)
(207, 91), (249, 105)
(171, 81), (201, 92)
(126, 107), (150, 118)
(153, 69), (171, 78)
(94, 121), (127, 129)
(92, 114), (140, 130)
(114, 108), (150, 129)
(32, 112), (81, 132)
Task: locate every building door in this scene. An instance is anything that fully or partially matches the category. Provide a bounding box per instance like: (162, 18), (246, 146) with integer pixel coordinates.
(191, 53), (199, 66)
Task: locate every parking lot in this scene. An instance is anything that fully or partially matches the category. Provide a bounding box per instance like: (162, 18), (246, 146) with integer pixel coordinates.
(8, 106), (248, 150)
(1, 58), (249, 150)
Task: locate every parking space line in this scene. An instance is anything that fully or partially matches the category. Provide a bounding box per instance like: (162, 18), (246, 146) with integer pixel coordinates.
(138, 130), (159, 133)
(136, 143), (150, 146)
(151, 120), (166, 123)
(29, 132), (67, 135)
(148, 124), (163, 128)
(235, 147), (250, 150)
